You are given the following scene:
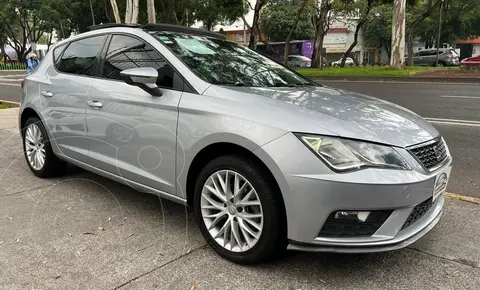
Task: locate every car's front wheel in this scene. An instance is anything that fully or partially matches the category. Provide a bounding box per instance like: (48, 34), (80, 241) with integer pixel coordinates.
(22, 117), (66, 177)
(193, 155), (286, 264)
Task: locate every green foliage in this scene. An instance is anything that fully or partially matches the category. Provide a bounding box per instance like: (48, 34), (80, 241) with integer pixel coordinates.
(297, 66), (457, 77)
(192, 0), (245, 30)
(416, 0), (480, 45)
(261, 0), (315, 41)
(363, 4), (393, 48)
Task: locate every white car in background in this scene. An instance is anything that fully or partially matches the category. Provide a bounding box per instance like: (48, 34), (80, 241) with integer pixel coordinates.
(331, 57), (355, 67)
(287, 55), (311, 68)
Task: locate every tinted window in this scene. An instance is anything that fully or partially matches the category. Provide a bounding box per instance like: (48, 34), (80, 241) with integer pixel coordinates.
(57, 35), (106, 76)
(102, 35), (177, 89)
(53, 44), (67, 65)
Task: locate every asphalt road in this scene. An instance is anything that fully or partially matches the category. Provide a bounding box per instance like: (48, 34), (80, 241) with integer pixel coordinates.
(1, 77), (479, 197)
(0, 71), (23, 103)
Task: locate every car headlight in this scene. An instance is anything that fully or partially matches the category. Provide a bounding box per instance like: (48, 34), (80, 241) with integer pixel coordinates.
(296, 134), (411, 172)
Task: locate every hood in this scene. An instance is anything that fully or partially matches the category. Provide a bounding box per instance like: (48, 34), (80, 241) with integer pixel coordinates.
(204, 85), (439, 148)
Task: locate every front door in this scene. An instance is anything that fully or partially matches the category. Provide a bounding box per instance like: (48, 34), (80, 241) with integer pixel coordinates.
(85, 34), (183, 195)
(38, 35), (107, 162)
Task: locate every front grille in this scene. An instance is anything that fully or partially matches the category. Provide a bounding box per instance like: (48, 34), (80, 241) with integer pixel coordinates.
(409, 138), (448, 171)
(401, 198), (433, 230)
(318, 211), (392, 238)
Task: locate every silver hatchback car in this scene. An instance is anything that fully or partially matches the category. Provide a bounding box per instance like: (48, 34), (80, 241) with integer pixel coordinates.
(19, 24), (452, 264)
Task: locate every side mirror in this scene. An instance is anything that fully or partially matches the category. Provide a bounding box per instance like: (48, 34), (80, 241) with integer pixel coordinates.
(120, 67), (162, 96)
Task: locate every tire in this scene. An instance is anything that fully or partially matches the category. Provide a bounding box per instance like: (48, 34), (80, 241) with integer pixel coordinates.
(22, 117), (66, 177)
(193, 154), (286, 264)
(436, 61), (445, 67)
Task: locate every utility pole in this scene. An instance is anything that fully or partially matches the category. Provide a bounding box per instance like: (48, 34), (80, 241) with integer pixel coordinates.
(390, 0), (406, 68)
(435, 0), (445, 66)
(89, 0), (95, 25)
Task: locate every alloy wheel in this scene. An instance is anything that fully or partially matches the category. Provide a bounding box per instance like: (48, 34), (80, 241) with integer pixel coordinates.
(25, 124), (46, 170)
(200, 170), (264, 252)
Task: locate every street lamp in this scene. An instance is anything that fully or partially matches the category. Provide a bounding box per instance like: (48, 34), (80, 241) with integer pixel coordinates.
(435, 0), (445, 66)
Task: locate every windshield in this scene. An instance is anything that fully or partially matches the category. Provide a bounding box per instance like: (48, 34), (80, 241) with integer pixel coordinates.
(154, 33), (312, 87)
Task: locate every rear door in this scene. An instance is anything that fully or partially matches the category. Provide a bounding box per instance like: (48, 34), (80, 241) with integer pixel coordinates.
(85, 34), (184, 195)
(37, 35), (107, 162)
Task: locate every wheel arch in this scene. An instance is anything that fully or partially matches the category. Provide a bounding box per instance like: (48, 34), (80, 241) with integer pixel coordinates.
(20, 107), (41, 135)
(184, 141), (287, 219)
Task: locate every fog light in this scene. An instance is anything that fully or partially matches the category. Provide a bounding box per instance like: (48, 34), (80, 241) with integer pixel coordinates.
(334, 211), (371, 222)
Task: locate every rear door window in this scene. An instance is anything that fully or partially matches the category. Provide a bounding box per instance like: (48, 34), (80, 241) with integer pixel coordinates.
(56, 35), (106, 76)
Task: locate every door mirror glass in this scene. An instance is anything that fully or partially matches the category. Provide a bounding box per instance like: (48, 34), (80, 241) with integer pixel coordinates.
(120, 67), (162, 96)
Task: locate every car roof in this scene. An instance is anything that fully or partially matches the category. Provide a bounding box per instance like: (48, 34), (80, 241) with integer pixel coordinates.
(88, 23), (225, 39)
(51, 23), (226, 50)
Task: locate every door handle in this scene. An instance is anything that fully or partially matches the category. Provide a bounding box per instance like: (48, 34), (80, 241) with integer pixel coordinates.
(87, 100), (103, 108)
(41, 91), (53, 98)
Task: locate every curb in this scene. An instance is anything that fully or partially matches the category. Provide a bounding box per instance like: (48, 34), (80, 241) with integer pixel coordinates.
(0, 100), (20, 108)
(444, 192), (480, 205)
(309, 76), (480, 83)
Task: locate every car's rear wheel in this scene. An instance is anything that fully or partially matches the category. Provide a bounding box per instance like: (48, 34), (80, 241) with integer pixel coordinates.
(22, 117), (66, 177)
(193, 155), (286, 264)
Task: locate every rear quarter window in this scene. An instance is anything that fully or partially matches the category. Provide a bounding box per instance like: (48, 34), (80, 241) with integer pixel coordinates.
(53, 44), (67, 65)
(56, 35), (106, 76)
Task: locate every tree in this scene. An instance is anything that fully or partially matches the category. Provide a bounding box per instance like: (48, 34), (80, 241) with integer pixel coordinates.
(193, 0), (245, 31)
(311, 0), (333, 68)
(261, 0), (315, 42)
(110, 0), (122, 23)
(0, 0), (58, 62)
(147, 0), (156, 23)
(391, 0), (406, 68)
(363, 4), (393, 63)
(405, 0), (442, 66)
(337, 0), (375, 67)
(248, 0), (268, 49)
(283, 0), (311, 65)
(415, 0), (480, 48)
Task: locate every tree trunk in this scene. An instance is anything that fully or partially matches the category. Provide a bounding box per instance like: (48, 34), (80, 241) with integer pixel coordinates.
(109, 0), (121, 23)
(131, 0), (139, 24)
(341, 21), (364, 67)
(283, 0), (309, 65)
(248, 0), (265, 49)
(407, 31), (414, 66)
(147, 0), (156, 24)
(390, 0), (406, 68)
(311, 28), (326, 69)
(125, 0), (132, 23)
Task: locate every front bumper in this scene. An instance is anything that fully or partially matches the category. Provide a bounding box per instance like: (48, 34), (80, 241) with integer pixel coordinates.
(256, 133), (452, 252)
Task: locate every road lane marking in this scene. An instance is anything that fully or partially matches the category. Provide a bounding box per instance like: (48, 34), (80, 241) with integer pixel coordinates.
(0, 82), (21, 87)
(424, 117), (480, 127)
(444, 192), (480, 205)
(441, 95), (480, 99)
(424, 117), (480, 124)
(426, 121), (480, 127)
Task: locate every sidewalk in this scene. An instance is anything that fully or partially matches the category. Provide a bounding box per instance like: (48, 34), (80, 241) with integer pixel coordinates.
(1, 107), (479, 289)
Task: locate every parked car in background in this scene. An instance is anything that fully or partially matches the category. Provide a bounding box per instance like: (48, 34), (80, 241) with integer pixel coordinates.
(461, 55), (480, 63)
(406, 49), (459, 67)
(331, 57), (355, 67)
(19, 23), (452, 264)
(287, 55), (311, 68)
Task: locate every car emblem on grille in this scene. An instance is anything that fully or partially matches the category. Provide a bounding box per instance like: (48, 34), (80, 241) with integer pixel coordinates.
(433, 145), (441, 160)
